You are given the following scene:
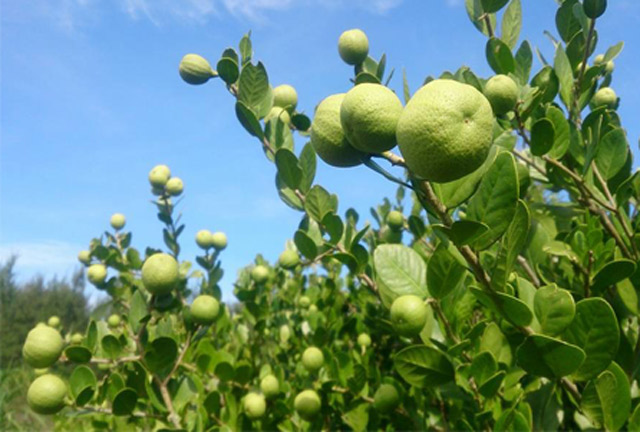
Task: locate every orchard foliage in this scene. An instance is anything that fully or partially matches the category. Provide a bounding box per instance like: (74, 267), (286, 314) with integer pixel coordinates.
(20, 0), (640, 430)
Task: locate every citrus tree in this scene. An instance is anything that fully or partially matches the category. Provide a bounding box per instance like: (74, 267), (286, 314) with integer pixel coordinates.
(20, 0), (640, 430)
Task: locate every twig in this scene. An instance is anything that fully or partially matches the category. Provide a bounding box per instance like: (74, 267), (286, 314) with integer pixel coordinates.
(517, 256), (541, 288)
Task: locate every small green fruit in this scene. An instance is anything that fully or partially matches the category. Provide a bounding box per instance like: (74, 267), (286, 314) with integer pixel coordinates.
(110, 213), (126, 230)
(23, 326), (64, 368)
(34, 368), (49, 377)
(141, 253), (179, 295)
(148, 165), (171, 188)
(338, 29), (369, 65)
(70, 333), (84, 345)
(484, 74), (519, 116)
(107, 314), (121, 328)
(244, 392), (266, 419)
(280, 324), (291, 343)
(210, 232), (228, 250)
(47, 316), (60, 328)
(373, 384), (400, 413)
(357, 333), (372, 347)
(196, 230), (213, 249)
(390, 295), (429, 337)
(27, 374), (67, 415)
(179, 54), (216, 85)
(265, 106), (291, 124)
(583, 0), (607, 19)
(77, 250), (91, 265)
(302, 347), (324, 372)
(190, 295), (220, 325)
(380, 226), (402, 244)
(278, 250), (300, 269)
(299, 296), (311, 308)
(87, 264), (107, 286)
(251, 265), (269, 284)
(308, 304), (318, 313)
(165, 177), (184, 196)
(273, 84), (298, 112)
(294, 390), (321, 421)
(260, 374), (280, 398)
(590, 87), (617, 109)
(386, 211), (404, 230)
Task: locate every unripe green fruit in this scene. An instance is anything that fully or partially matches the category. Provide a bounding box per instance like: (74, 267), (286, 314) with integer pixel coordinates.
(34, 368), (49, 377)
(390, 295), (429, 337)
(265, 106), (291, 124)
(27, 374), (67, 415)
(294, 390), (321, 421)
(338, 29), (369, 65)
(110, 213), (126, 230)
(165, 177), (184, 196)
(148, 165), (171, 188)
(47, 316), (60, 328)
(251, 265), (269, 284)
(196, 230), (213, 249)
(87, 264), (107, 286)
(302, 347), (324, 372)
(299, 296), (311, 308)
(373, 384), (400, 413)
(357, 333), (372, 347)
(591, 87), (617, 109)
(278, 250), (300, 269)
(273, 84), (298, 112)
(484, 74), (519, 116)
(179, 54), (216, 85)
(308, 304), (318, 313)
(210, 232), (228, 250)
(583, 0), (607, 19)
(190, 295), (220, 325)
(260, 374), (280, 398)
(280, 324), (291, 343)
(380, 226), (402, 244)
(141, 253), (179, 295)
(341, 83), (403, 153)
(107, 314), (121, 328)
(77, 250), (91, 265)
(70, 333), (84, 345)
(244, 392), (266, 419)
(386, 211), (404, 230)
(594, 54), (605, 65)
(311, 93), (365, 168)
(23, 326), (64, 368)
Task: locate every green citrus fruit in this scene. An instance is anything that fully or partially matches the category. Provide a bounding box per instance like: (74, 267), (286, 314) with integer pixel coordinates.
(294, 389), (321, 421)
(583, 0), (607, 18)
(260, 374), (280, 398)
(251, 265), (269, 284)
(110, 213), (126, 230)
(141, 253), (179, 295)
(77, 250), (91, 265)
(357, 333), (372, 347)
(390, 295), (428, 337)
(340, 83), (403, 153)
(591, 87), (617, 109)
(308, 304), (318, 313)
(166, 177), (184, 196)
(23, 326), (63, 368)
(87, 264), (107, 286)
(107, 314), (121, 328)
(338, 29), (369, 65)
(265, 106), (291, 124)
(373, 384), (400, 413)
(299, 296), (311, 308)
(380, 226), (402, 244)
(484, 74), (519, 116)
(148, 165), (171, 188)
(386, 211), (404, 230)
(302, 347), (324, 372)
(196, 230), (213, 249)
(190, 295), (220, 324)
(70, 333), (84, 345)
(273, 84), (298, 112)
(396, 79), (494, 183)
(34, 368), (49, 376)
(47, 316), (60, 328)
(179, 54), (216, 85)
(280, 324), (291, 343)
(244, 392), (266, 419)
(27, 374), (67, 415)
(311, 94), (365, 168)
(279, 250), (300, 269)
(210, 232), (228, 250)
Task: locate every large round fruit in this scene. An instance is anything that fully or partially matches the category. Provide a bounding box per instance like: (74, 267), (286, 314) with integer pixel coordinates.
(279, 250), (300, 269)
(311, 94), (365, 168)
(390, 295), (429, 337)
(273, 84), (298, 112)
(590, 87), (617, 109)
(195, 230), (213, 249)
(251, 265), (269, 284)
(27, 374), (67, 415)
(583, 0), (607, 18)
(148, 165), (171, 188)
(396, 79), (494, 183)
(373, 384), (400, 413)
(23, 326), (64, 368)
(340, 83), (403, 154)
(302, 347), (324, 372)
(210, 232), (228, 250)
(107, 314), (121, 328)
(87, 264), (107, 286)
(338, 29), (369, 65)
(47, 316), (60, 328)
(260, 374), (280, 398)
(110, 213), (126, 230)
(357, 333), (372, 347)
(179, 54), (216, 85)
(77, 250), (91, 265)
(141, 253), (179, 295)
(484, 74), (519, 116)
(190, 295), (220, 325)
(165, 177), (184, 196)
(244, 392), (266, 419)
(386, 211), (404, 230)
(294, 390), (321, 421)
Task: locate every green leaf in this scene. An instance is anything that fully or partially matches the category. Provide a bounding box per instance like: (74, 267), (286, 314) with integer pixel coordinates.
(216, 57), (239, 85)
(563, 298), (620, 381)
(591, 259), (635, 293)
(546, 106), (570, 158)
(555, 0), (581, 42)
(265, 116), (293, 156)
(595, 128), (629, 180)
(486, 37), (515, 74)
(432, 220), (490, 247)
(554, 45), (574, 108)
(322, 213), (344, 245)
(629, 402), (640, 432)
(481, 323), (512, 365)
(128, 290), (148, 334)
(70, 365), (97, 406)
(500, 0), (522, 50)
(472, 288), (533, 327)
(534, 284), (575, 336)
(603, 41), (624, 63)
(291, 113), (311, 131)
(516, 334), (585, 378)
(354, 72), (380, 85)
(530, 118), (555, 156)
(64, 346), (91, 363)
(144, 337), (178, 380)
(467, 152), (519, 250)
(402, 69), (411, 104)
(514, 40), (533, 84)
(294, 230), (317, 260)
(235, 101), (264, 140)
(470, 351), (498, 385)
(481, 0), (509, 13)
(582, 362), (631, 432)
(239, 33), (252, 65)
(495, 409), (530, 432)
(298, 143), (316, 193)
(466, 0), (497, 37)
(305, 185), (337, 223)
(275, 149), (302, 190)
(342, 401), (369, 432)
(374, 244), (428, 308)
(276, 174), (304, 211)
(427, 242), (466, 299)
(112, 388), (138, 416)
(101, 334), (121, 359)
(491, 200), (530, 291)
(237, 62), (269, 113)
(393, 345), (455, 388)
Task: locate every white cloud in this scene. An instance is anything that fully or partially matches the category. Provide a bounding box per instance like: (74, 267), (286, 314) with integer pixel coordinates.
(0, 240), (82, 281)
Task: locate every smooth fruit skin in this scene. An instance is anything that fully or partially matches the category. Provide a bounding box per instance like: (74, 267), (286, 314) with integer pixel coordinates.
(294, 390), (321, 421)
(165, 177), (184, 196)
(77, 250), (91, 265)
(70, 333), (83, 345)
(311, 94), (365, 168)
(190, 295), (220, 324)
(110, 213), (126, 230)
(27, 374), (67, 415)
(302, 347), (324, 372)
(396, 79), (494, 183)
(107, 314), (121, 328)
(373, 384), (400, 413)
(265, 106), (291, 124)
(386, 210), (404, 230)
(47, 316), (60, 328)
(280, 324), (291, 343)
(390, 295), (429, 337)
(357, 333), (372, 347)
(210, 232), (228, 250)
(260, 375), (280, 398)
(340, 83), (404, 154)
(299, 296), (311, 308)
(196, 230), (213, 249)
(87, 264), (107, 286)
(273, 84), (298, 112)
(251, 265), (269, 284)
(148, 165), (171, 188)
(244, 392), (266, 419)
(23, 326), (64, 368)
(583, 0), (607, 18)
(591, 87), (617, 109)
(484, 75), (519, 116)
(380, 226), (402, 244)
(338, 29), (369, 65)
(279, 250), (300, 269)
(141, 253), (179, 295)
(179, 54), (216, 85)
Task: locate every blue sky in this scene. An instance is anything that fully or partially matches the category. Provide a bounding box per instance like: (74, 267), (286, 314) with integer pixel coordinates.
(2, 0), (640, 302)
